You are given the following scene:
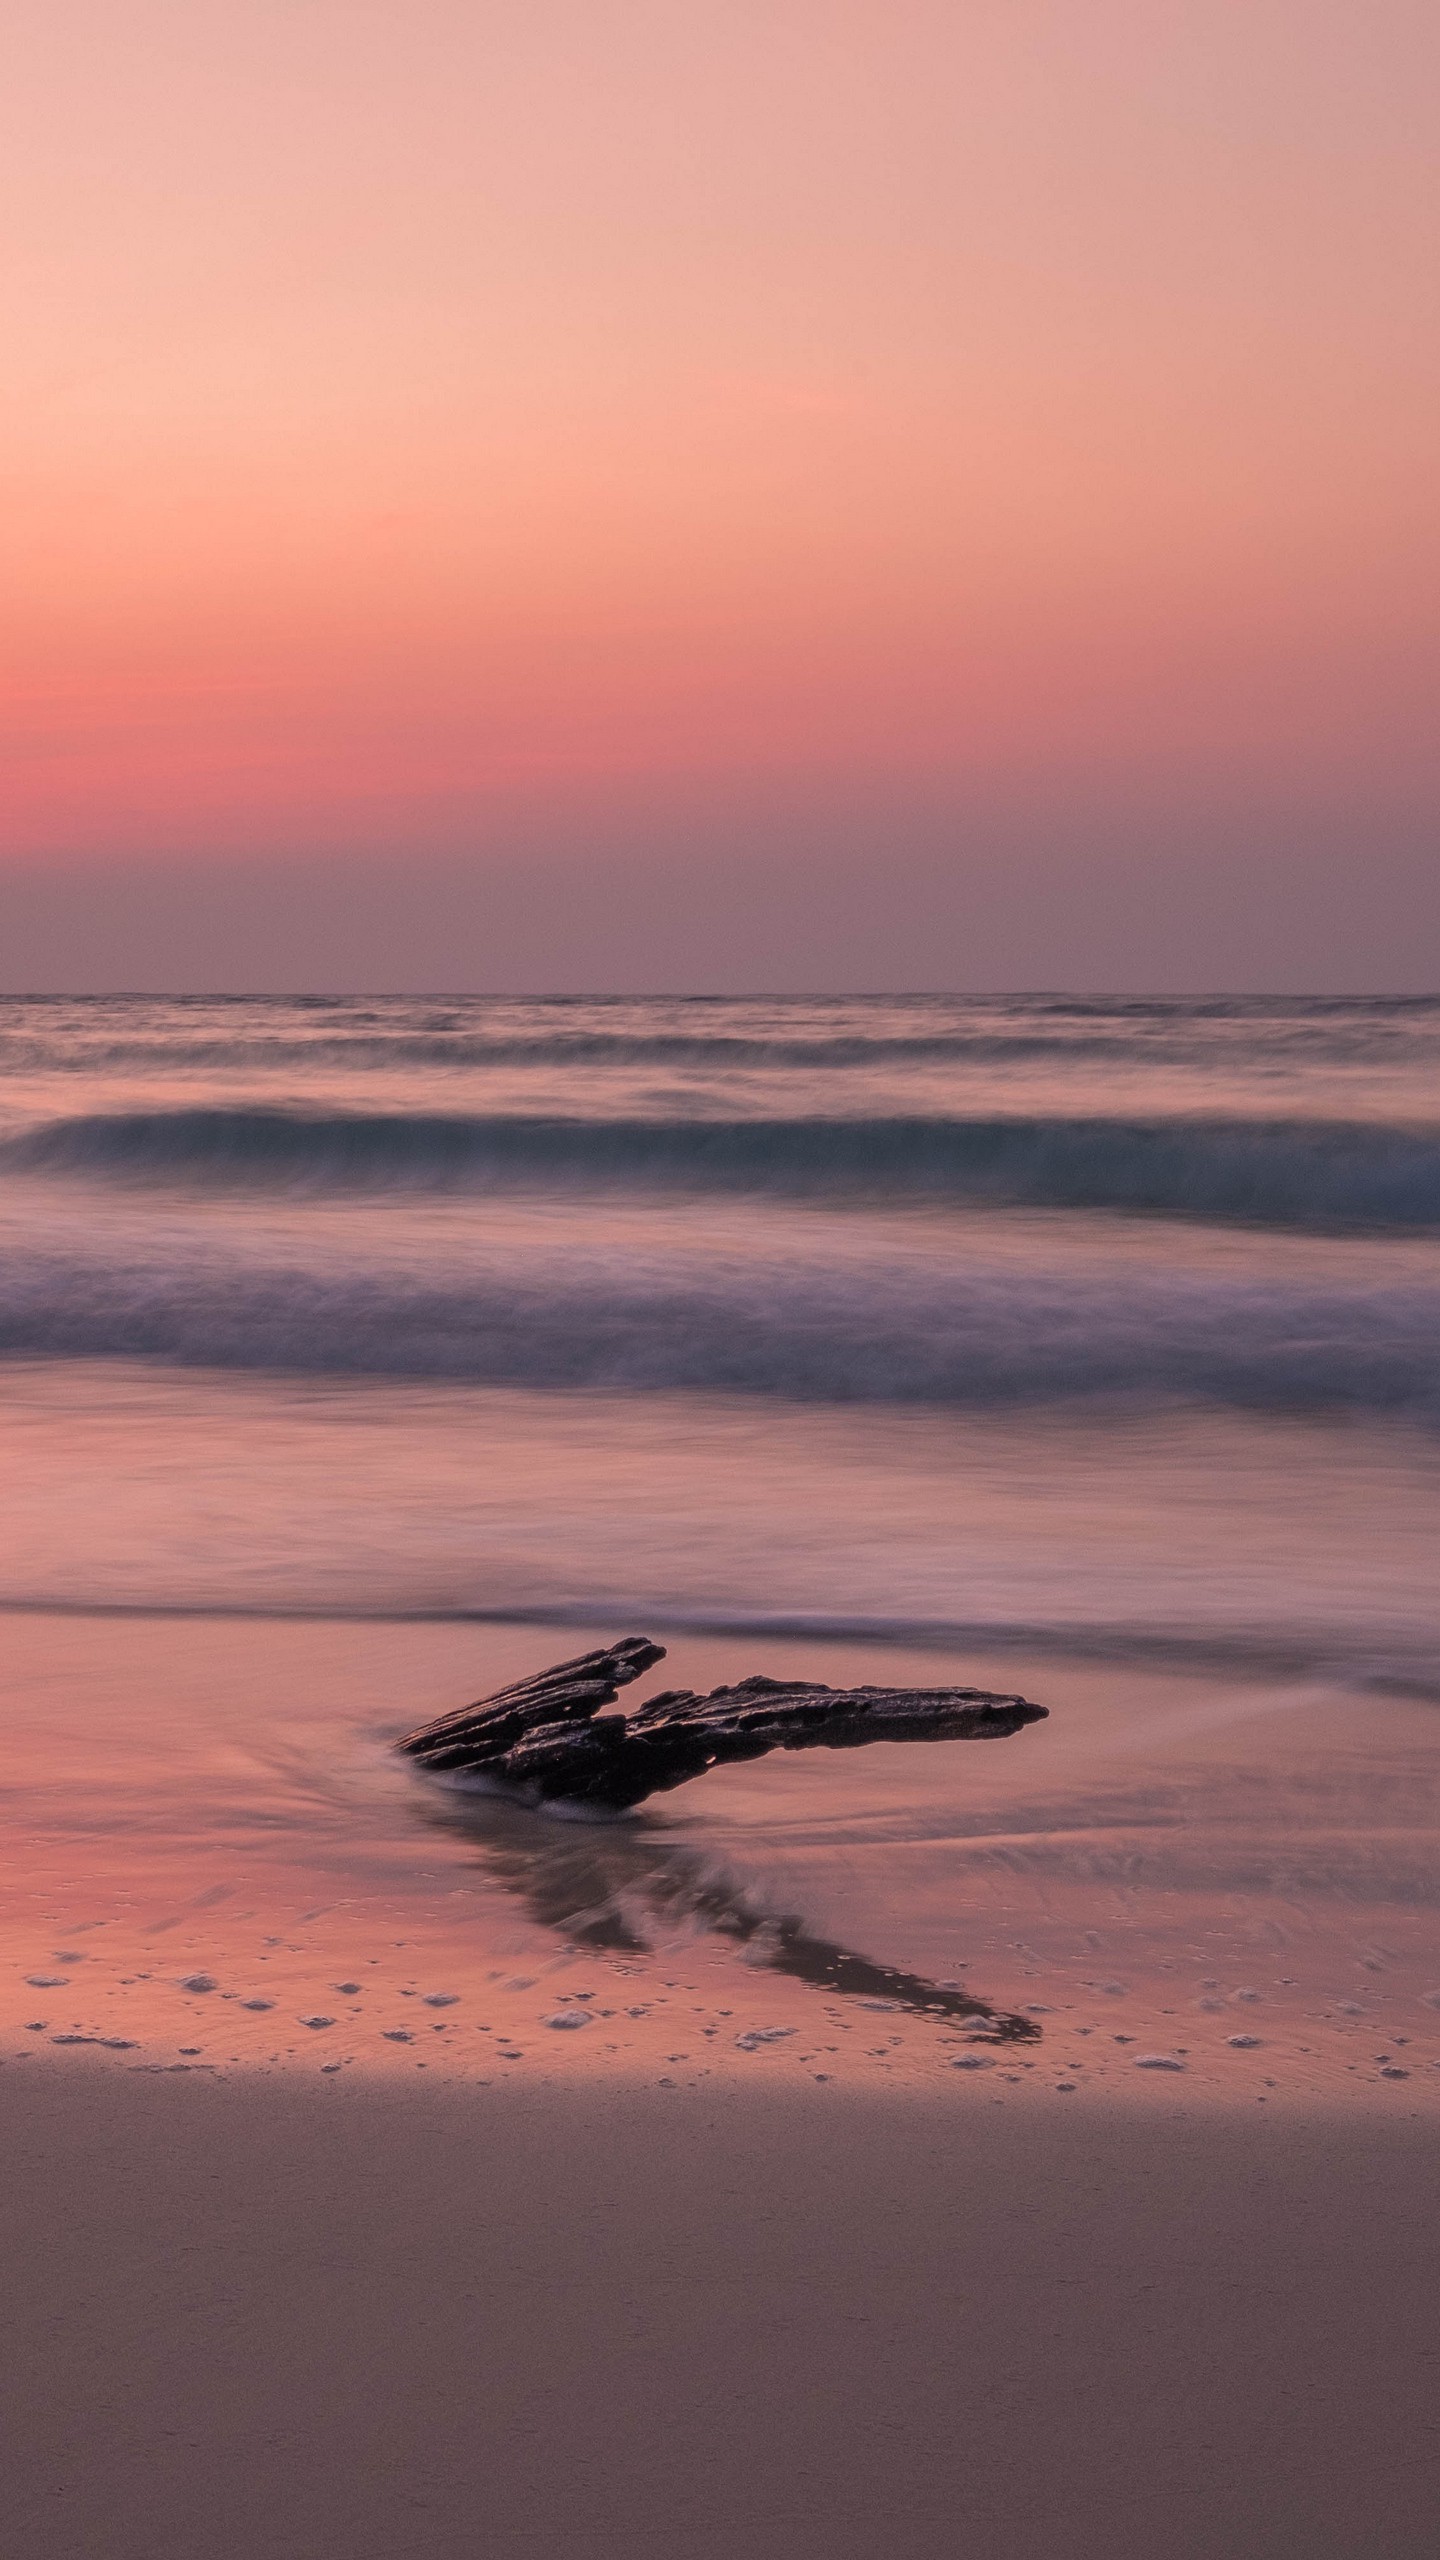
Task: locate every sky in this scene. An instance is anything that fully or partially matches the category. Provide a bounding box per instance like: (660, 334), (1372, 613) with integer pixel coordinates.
(3, 1), (1438, 990)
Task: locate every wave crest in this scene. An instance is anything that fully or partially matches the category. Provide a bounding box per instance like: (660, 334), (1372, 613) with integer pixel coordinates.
(7, 1105), (1440, 1231)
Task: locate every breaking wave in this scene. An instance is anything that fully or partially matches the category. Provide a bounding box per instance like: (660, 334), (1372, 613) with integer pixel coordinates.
(0, 1240), (1435, 1416)
(7, 1105), (1440, 1231)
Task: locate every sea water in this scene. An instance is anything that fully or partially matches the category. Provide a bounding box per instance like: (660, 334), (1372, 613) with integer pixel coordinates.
(1, 994), (1436, 2096)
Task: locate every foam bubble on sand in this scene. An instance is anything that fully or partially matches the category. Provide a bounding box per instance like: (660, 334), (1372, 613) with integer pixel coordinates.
(1134, 2055), (1186, 2070)
(423, 1993), (459, 2008)
(26, 1975), (68, 1988)
(546, 2010), (592, 2030)
(1228, 2035), (1262, 2048)
(179, 1974), (217, 1994)
(300, 2016), (334, 2030)
(735, 2028), (796, 2051)
(240, 1998), (274, 2012)
(382, 2029), (413, 2043)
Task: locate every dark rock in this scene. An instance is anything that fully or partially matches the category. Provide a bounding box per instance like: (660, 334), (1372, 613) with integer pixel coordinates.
(396, 1637), (1047, 1813)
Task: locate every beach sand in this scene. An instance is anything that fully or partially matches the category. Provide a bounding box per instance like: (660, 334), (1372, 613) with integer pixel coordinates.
(2, 1608), (1436, 2555)
(2, 2060), (1435, 2560)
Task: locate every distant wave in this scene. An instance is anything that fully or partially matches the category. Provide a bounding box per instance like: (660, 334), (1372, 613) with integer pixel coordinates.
(7, 1105), (1440, 1230)
(2, 993), (1438, 1078)
(0, 1240), (1435, 1416)
(0, 1028), (1207, 1069)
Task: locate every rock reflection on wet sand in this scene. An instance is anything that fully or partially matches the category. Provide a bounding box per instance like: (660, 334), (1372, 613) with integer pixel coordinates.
(409, 1781), (1038, 2040)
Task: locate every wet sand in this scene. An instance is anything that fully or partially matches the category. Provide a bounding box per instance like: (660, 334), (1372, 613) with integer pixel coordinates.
(2, 2060), (1436, 2560)
(3, 1610), (1438, 2105)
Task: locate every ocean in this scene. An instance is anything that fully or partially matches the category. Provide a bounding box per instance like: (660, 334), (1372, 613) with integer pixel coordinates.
(1, 992), (1436, 2094)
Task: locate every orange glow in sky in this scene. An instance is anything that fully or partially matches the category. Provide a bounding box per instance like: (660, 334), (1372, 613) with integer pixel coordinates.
(3, 3), (1438, 981)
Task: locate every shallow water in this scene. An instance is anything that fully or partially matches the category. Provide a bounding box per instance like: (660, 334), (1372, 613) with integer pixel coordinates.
(0, 996), (1436, 2103)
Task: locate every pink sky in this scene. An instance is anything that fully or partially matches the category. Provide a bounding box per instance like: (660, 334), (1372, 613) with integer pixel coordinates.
(3, 2), (1437, 985)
